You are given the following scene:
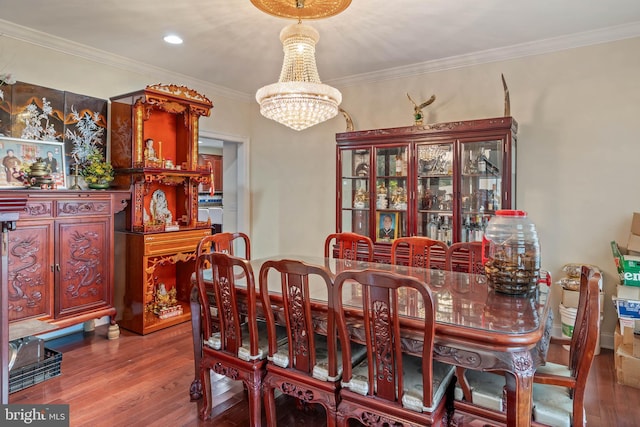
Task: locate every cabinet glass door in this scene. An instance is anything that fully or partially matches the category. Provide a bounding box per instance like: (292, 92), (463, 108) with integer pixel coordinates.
(416, 143), (454, 245)
(374, 145), (409, 243)
(459, 139), (504, 242)
(339, 148), (371, 236)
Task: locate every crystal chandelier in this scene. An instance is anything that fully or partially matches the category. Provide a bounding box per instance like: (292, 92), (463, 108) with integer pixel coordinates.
(256, 22), (341, 131)
(252, 0), (351, 131)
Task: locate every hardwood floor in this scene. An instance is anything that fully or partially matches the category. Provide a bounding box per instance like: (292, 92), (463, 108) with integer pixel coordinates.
(8, 322), (640, 426)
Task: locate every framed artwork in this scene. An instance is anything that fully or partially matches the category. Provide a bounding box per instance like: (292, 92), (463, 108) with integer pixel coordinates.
(0, 136), (66, 188)
(63, 91), (108, 175)
(376, 211), (398, 242)
(10, 82), (65, 141)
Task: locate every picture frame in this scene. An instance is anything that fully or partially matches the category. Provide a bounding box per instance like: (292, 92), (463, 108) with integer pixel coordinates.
(0, 136), (66, 189)
(376, 211), (399, 242)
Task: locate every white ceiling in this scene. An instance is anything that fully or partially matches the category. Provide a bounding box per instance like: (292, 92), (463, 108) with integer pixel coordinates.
(1, 0), (639, 100)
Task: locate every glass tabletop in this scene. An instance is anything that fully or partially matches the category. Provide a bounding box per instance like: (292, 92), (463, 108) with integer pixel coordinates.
(249, 255), (549, 335)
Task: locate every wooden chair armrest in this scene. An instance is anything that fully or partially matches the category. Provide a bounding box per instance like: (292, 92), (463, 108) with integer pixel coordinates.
(533, 372), (576, 388)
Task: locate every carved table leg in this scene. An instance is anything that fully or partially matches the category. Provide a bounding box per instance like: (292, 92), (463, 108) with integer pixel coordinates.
(504, 351), (535, 427)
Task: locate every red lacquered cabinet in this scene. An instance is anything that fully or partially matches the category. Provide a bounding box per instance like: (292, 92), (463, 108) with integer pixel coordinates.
(110, 84), (213, 334)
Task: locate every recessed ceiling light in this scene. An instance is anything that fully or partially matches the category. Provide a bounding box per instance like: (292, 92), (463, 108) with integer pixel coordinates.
(163, 35), (183, 45)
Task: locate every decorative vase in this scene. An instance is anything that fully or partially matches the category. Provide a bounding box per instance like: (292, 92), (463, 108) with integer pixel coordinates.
(88, 181), (110, 190)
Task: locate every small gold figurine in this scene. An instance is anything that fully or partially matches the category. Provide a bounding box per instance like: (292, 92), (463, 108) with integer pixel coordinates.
(407, 93), (436, 126)
(353, 186), (369, 208)
(153, 283), (177, 312)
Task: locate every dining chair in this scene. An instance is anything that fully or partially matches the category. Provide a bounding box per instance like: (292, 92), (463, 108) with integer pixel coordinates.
(455, 265), (601, 427)
(196, 231), (251, 259)
(445, 241), (484, 274)
(191, 232), (252, 402)
(191, 251), (267, 424)
(333, 269), (456, 427)
(259, 258), (366, 427)
(390, 236), (448, 268)
(324, 232), (374, 262)
(444, 241), (485, 402)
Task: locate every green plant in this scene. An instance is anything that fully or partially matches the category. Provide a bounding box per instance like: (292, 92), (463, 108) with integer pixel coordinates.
(82, 152), (114, 184)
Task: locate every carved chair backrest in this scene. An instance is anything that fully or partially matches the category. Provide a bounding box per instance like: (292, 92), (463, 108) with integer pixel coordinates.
(570, 266), (601, 385)
(197, 232), (251, 260)
(390, 236), (448, 269)
(195, 251), (260, 357)
(334, 269), (437, 408)
(324, 232), (374, 262)
(259, 259), (337, 377)
(445, 241), (484, 274)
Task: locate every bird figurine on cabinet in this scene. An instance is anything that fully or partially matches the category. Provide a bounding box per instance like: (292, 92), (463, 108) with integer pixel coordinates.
(407, 93), (436, 126)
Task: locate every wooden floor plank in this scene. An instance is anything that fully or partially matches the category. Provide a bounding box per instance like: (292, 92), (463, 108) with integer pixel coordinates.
(8, 322), (640, 426)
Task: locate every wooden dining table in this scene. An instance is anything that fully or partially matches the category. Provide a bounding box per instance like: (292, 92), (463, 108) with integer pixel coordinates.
(190, 254), (552, 427)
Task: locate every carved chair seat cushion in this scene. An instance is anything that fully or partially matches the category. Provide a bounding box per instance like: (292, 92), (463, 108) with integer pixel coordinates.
(312, 340), (367, 382)
(269, 335), (367, 382)
(206, 320), (286, 362)
(458, 366), (580, 426)
(532, 382), (578, 427)
(341, 354), (455, 413)
(457, 369), (506, 412)
(535, 360), (571, 378)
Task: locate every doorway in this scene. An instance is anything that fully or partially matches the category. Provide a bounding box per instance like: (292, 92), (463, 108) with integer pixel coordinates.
(198, 132), (250, 235)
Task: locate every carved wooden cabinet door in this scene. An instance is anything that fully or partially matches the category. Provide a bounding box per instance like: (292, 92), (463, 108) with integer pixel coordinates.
(55, 217), (110, 319)
(6, 221), (54, 322)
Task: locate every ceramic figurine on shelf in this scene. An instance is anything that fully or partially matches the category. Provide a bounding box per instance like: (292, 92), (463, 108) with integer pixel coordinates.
(150, 189), (173, 225)
(392, 187), (407, 210)
(353, 186), (368, 209)
(144, 138), (158, 161)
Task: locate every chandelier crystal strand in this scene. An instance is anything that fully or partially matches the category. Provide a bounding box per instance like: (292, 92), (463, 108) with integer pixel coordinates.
(256, 22), (342, 131)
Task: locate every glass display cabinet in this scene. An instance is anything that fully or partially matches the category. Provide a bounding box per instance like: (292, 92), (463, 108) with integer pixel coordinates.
(336, 117), (517, 263)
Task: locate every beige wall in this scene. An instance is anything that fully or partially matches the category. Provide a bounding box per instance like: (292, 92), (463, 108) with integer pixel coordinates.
(3, 33), (640, 348)
(250, 37), (640, 349)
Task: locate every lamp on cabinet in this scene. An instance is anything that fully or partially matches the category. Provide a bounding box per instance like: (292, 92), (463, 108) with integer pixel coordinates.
(252, 0), (349, 131)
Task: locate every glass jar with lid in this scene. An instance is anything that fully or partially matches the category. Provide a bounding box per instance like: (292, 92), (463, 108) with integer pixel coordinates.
(482, 210), (540, 295)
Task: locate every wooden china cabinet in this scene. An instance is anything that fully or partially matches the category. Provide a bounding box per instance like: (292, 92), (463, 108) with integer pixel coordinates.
(0, 190), (129, 336)
(335, 116), (517, 263)
(110, 84), (213, 335)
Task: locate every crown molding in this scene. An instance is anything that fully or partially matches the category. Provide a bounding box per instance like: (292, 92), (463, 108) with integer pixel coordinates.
(0, 18), (252, 102)
(327, 21), (640, 88)
(2, 18), (639, 100)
